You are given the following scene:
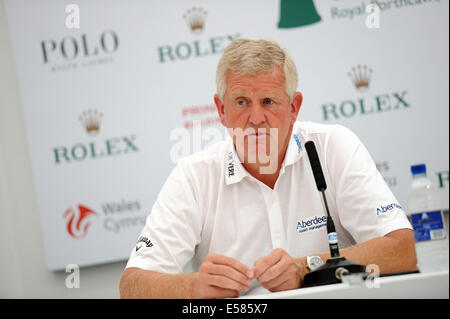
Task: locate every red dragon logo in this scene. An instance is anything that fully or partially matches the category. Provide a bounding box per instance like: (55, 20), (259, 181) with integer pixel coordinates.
(64, 204), (97, 239)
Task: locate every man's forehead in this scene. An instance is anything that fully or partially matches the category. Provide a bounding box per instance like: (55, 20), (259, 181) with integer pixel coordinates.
(229, 88), (283, 97)
(226, 68), (287, 96)
(226, 67), (284, 82)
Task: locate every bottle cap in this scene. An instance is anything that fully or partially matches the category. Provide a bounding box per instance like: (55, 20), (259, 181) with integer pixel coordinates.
(411, 164), (426, 175)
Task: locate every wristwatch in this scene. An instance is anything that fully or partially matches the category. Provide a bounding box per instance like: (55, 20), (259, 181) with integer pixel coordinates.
(306, 256), (324, 272)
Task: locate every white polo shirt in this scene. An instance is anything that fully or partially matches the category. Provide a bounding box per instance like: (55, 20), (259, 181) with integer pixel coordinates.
(125, 121), (412, 293)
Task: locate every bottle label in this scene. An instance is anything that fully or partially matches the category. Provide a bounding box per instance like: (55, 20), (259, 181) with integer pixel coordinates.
(328, 232), (338, 244)
(410, 210), (446, 242)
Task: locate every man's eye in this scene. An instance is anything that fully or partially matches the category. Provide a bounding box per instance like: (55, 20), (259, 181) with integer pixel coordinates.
(237, 100), (246, 105)
(263, 98), (274, 105)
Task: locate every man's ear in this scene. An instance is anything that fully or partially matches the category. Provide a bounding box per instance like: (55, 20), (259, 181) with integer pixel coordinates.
(214, 94), (226, 126)
(290, 92), (303, 125)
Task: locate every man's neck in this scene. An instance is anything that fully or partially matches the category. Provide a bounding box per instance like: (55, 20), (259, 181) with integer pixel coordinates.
(242, 158), (283, 190)
(239, 127), (292, 190)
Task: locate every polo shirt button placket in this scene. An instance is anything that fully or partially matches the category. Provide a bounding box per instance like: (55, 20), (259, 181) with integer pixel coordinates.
(268, 192), (283, 249)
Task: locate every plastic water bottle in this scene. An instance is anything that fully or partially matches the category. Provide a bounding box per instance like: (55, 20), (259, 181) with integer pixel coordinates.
(407, 164), (448, 273)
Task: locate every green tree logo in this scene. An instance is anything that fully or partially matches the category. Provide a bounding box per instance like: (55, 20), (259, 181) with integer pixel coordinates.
(278, 0), (321, 29)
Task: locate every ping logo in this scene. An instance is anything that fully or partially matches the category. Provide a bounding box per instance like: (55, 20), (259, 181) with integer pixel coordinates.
(227, 152), (235, 177)
(376, 203), (402, 216)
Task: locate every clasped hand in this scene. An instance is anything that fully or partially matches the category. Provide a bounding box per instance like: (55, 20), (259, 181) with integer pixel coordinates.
(194, 248), (307, 299)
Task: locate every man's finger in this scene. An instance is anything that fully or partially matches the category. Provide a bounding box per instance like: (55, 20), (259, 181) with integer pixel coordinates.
(258, 254), (290, 283)
(209, 264), (253, 287)
(207, 274), (250, 292)
(209, 254), (253, 278)
(261, 269), (291, 290)
(253, 248), (285, 279)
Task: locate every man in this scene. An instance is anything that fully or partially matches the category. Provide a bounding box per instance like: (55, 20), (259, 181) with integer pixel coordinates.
(119, 39), (417, 299)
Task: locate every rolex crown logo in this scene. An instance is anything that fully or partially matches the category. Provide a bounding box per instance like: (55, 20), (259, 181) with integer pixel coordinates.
(183, 7), (207, 34)
(348, 65), (373, 93)
(79, 109), (103, 136)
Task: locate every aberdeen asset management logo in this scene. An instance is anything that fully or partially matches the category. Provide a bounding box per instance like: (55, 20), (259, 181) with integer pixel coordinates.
(297, 216), (327, 233)
(64, 204), (98, 239)
(376, 203), (402, 216)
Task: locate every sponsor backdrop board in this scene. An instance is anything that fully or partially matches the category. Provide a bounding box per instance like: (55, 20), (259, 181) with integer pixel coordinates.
(4, 0), (448, 270)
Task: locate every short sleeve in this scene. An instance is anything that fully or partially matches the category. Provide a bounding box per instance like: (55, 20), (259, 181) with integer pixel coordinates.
(326, 125), (412, 243)
(125, 162), (202, 273)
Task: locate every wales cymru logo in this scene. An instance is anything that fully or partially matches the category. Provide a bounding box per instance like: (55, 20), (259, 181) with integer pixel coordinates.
(64, 204), (97, 239)
(278, 0), (321, 28)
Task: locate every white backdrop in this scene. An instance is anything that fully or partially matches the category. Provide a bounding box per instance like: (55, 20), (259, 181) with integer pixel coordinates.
(4, 0), (448, 270)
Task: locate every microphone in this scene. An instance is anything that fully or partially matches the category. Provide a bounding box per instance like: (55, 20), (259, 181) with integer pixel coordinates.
(303, 141), (366, 287)
(305, 141), (339, 258)
(304, 141), (326, 191)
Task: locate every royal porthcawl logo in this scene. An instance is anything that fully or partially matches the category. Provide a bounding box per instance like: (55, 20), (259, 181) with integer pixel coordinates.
(278, 1), (441, 28)
(41, 30), (119, 72)
(321, 65), (410, 121)
(157, 7), (241, 63)
(64, 200), (146, 239)
(52, 110), (139, 165)
(330, 0), (442, 22)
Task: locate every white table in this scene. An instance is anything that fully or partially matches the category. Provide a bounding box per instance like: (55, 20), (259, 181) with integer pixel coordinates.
(240, 270), (449, 299)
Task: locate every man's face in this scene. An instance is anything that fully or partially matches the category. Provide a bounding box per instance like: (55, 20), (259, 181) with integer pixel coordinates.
(215, 67), (302, 170)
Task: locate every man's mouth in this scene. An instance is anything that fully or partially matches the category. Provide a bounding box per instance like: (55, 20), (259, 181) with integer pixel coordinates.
(248, 132), (269, 136)
(246, 131), (270, 142)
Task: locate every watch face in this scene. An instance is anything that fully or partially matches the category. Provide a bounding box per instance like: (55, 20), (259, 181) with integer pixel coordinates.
(309, 256), (324, 270)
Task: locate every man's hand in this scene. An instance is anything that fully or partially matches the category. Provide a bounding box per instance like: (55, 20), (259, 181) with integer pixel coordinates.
(253, 248), (308, 292)
(193, 253), (254, 299)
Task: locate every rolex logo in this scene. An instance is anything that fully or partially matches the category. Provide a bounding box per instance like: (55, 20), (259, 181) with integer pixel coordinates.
(183, 7), (207, 34)
(79, 109), (103, 136)
(348, 65), (373, 93)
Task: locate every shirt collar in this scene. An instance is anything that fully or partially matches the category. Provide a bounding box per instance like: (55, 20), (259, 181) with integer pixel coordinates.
(282, 121), (306, 168)
(224, 122), (306, 185)
(224, 137), (249, 185)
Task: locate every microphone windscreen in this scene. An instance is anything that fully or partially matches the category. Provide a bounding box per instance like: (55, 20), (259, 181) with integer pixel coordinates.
(305, 141), (327, 191)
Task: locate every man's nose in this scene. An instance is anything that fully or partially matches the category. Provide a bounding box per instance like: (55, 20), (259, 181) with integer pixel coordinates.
(248, 102), (266, 125)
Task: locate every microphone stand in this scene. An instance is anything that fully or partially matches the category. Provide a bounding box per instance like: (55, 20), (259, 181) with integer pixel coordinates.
(303, 141), (366, 288)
